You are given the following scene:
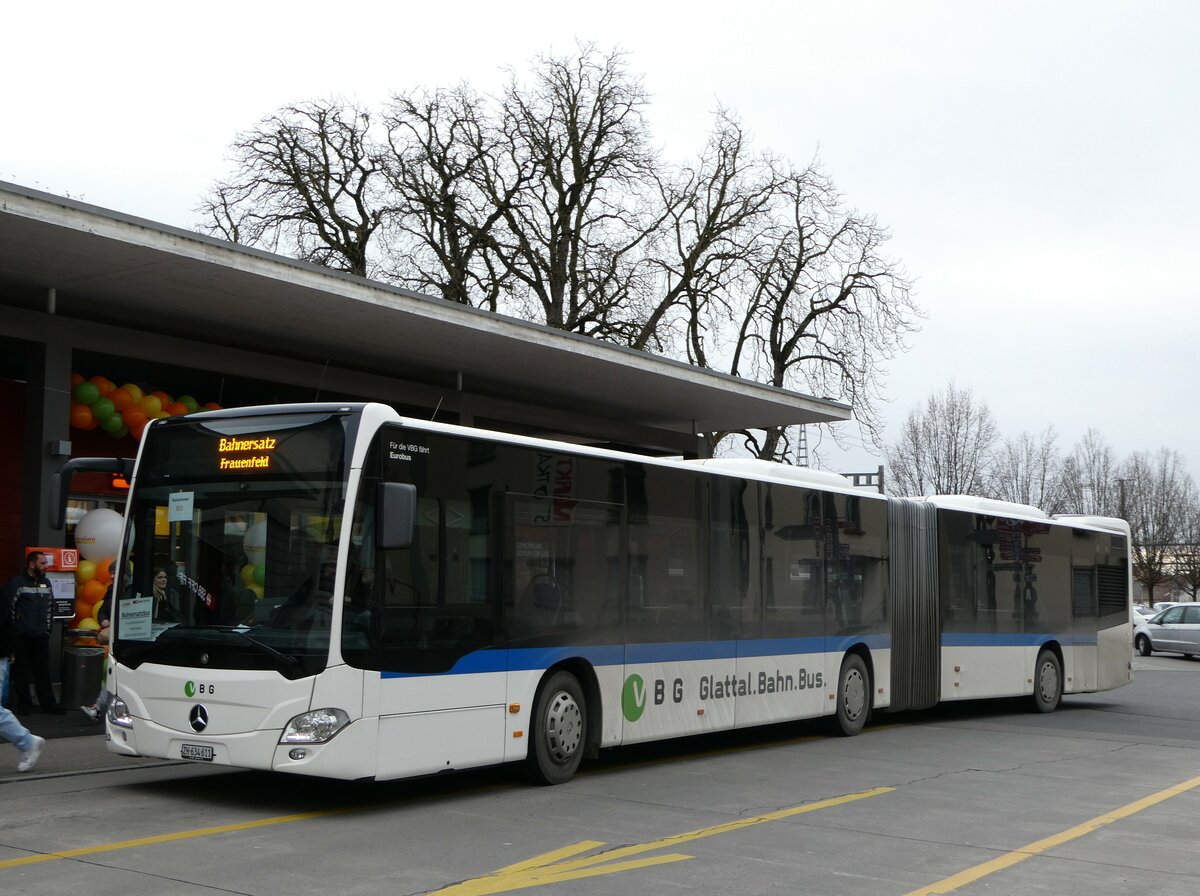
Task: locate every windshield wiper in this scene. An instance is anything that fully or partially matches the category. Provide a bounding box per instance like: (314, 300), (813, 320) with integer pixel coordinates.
(220, 627), (301, 673)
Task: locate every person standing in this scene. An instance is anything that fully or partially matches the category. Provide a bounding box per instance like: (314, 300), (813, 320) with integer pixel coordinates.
(7, 551), (63, 714)
(81, 566), (114, 723)
(0, 569), (45, 771)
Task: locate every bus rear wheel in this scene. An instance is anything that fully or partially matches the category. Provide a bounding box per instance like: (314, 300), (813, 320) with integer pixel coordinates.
(526, 670), (586, 785)
(1031, 649), (1062, 713)
(834, 654), (870, 736)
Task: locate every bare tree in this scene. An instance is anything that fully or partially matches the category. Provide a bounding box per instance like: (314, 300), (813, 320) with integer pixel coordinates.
(482, 44), (660, 337)
(381, 86), (522, 309)
(989, 427), (1067, 513)
(635, 110), (778, 357)
(1058, 429), (1121, 516)
(1172, 499), (1200, 599)
(197, 100), (386, 277)
(194, 46), (921, 464)
(885, 383), (999, 496)
(1122, 448), (1197, 603)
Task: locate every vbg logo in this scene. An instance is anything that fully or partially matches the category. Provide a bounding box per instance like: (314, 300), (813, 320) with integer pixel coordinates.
(184, 680), (196, 698)
(622, 674), (646, 722)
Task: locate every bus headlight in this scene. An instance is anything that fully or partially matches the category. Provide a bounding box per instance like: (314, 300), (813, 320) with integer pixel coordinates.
(108, 697), (134, 729)
(281, 708), (350, 744)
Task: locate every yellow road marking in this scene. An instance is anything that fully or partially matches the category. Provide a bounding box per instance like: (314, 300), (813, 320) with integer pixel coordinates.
(0, 808), (349, 869)
(906, 773), (1200, 895)
(432, 786), (894, 895)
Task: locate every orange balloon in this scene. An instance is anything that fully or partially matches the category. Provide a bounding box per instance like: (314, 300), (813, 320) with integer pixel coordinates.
(94, 561), (114, 586)
(165, 401), (188, 416)
(152, 390), (173, 406)
(121, 383), (144, 404)
(129, 419), (147, 441)
(70, 403), (96, 430)
(90, 375), (115, 395)
(71, 373), (85, 386)
(203, 402), (223, 411)
(122, 406), (148, 428)
(139, 394), (163, 417)
(110, 387), (134, 411)
(81, 579), (107, 604)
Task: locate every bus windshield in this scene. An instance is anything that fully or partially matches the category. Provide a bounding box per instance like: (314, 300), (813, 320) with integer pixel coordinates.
(112, 410), (353, 679)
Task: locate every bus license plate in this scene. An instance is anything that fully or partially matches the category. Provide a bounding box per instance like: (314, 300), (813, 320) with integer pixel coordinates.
(181, 743), (214, 761)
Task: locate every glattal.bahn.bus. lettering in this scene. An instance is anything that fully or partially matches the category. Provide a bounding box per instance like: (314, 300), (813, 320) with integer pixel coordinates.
(700, 668), (824, 700)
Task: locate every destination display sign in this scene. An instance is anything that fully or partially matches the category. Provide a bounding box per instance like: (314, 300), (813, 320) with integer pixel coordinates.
(138, 414), (348, 482)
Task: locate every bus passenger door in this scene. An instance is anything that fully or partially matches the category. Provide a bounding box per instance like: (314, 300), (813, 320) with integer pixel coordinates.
(367, 492), (507, 779)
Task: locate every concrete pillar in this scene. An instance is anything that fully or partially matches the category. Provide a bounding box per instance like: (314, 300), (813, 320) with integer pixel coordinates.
(21, 337), (73, 549)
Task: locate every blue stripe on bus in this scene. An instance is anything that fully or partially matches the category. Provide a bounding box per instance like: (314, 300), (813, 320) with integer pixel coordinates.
(380, 634), (892, 678)
(377, 630), (1102, 678)
(940, 633), (1098, 648)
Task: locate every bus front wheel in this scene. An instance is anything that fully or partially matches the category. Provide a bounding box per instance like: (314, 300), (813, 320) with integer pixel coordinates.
(1031, 649), (1062, 713)
(834, 654), (870, 736)
(526, 670), (586, 785)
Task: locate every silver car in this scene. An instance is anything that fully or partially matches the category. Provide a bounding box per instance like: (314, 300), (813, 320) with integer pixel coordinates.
(1135, 602), (1200, 657)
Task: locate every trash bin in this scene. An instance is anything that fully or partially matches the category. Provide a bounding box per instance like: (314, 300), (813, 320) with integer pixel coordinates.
(62, 647), (105, 707)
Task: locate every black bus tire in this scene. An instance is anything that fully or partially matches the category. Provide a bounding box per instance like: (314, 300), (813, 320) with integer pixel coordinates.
(526, 670), (586, 785)
(834, 654), (871, 736)
(1031, 649), (1062, 713)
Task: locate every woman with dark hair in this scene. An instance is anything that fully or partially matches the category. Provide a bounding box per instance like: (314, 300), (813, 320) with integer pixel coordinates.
(151, 567), (181, 622)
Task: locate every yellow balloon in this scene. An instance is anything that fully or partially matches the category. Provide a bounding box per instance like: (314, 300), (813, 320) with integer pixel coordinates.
(92, 599), (106, 620)
(75, 559), (97, 584)
(240, 563), (256, 585)
(248, 583), (265, 599)
(121, 383), (144, 404)
(76, 616), (101, 631)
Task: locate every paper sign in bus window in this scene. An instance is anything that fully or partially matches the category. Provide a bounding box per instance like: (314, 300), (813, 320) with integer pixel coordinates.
(168, 491), (195, 522)
(119, 595), (153, 641)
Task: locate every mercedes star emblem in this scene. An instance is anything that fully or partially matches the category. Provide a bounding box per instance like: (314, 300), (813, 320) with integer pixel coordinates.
(189, 704), (209, 733)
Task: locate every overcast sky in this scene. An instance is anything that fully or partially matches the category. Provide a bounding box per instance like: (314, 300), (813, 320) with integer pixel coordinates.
(4, 2), (1197, 479)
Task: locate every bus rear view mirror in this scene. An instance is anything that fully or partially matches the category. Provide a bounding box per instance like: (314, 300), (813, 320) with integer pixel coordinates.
(377, 482), (417, 550)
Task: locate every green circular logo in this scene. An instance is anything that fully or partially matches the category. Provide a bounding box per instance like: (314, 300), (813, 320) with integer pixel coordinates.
(184, 680), (196, 698)
(622, 674), (646, 722)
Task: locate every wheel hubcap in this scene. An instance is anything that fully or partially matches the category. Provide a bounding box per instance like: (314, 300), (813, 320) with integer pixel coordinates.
(843, 669), (866, 721)
(545, 691), (582, 763)
(1038, 661), (1059, 702)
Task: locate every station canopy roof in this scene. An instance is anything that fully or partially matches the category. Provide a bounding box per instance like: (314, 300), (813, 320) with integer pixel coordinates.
(0, 181), (851, 451)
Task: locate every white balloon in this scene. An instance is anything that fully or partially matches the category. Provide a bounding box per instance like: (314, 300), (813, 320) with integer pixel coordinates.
(75, 508), (124, 561)
(243, 519), (267, 566)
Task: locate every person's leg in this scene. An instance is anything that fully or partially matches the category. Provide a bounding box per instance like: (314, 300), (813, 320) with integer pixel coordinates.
(0, 659), (34, 753)
(30, 637), (59, 711)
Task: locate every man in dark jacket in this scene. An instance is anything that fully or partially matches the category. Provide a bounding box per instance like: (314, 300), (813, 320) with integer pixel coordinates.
(7, 551), (63, 714)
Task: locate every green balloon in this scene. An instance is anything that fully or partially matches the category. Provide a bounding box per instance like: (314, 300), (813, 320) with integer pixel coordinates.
(73, 381), (100, 406)
(100, 413), (125, 435)
(112, 423), (129, 438)
(253, 565), (266, 586)
(91, 396), (116, 422)
(178, 395), (200, 413)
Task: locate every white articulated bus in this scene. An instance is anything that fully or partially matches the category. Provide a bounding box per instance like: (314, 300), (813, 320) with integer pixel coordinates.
(61, 403), (1131, 783)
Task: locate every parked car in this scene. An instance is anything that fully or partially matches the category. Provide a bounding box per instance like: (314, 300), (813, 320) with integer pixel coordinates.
(1134, 604), (1157, 621)
(1134, 602), (1200, 657)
